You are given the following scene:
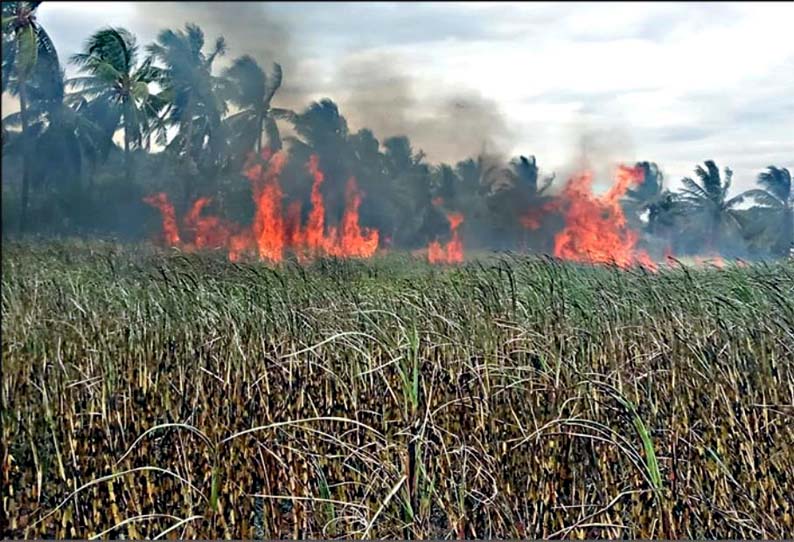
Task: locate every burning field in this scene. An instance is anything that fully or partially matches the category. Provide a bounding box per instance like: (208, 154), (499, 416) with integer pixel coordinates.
(4, 1), (794, 539)
(3, 240), (793, 539)
(141, 150), (685, 270)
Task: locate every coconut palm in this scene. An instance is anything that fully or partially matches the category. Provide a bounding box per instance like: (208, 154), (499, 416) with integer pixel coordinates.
(147, 23), (228, 205)
(745, 166), (793, 256)
(69, 27), (166, 186)
(625, 162), (663, 208)
(483, 155), (555, 249)
(4, 62), (102, 190)
(679, 160), (750, 251)
(504, 155), (555, 199)
(622, 162), (682, 235)
(2, 0), (58, 231)
(222, 55), (293, 155)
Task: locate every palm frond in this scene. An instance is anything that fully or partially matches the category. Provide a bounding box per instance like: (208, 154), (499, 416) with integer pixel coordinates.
(679, 176), (709, 201)
(742, 188), (784, 209)
(757, 166), (792, 203)
(263, 62), (282, 106)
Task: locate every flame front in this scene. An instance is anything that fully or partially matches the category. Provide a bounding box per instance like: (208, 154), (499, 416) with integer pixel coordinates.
(323, 177), (379, 258)
(305, 154), (326, 253)
(551, 166), (656, 270)
(143, 193), (181, 246)
(428, 211), (465, 264)
(144, 154), (686, 271)
(144, 151), (380, 263)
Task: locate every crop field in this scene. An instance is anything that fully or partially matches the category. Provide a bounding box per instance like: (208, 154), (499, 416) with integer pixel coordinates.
(2, 240), (793, 539)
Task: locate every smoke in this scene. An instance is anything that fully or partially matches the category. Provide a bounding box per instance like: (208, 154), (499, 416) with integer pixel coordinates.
(560, 114), (637, 195)
(128, 2), (309, 112)
(334, 52), (514, 162)
(127, 3), (514, 163)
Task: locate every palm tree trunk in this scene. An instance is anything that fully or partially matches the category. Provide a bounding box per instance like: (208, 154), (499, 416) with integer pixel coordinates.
(87, 160), (96, 192)
(256, 114), (263, 154)
(182, 118), (196, 208)
(18, 82), (31, 233)
(124, 112), (133, 186)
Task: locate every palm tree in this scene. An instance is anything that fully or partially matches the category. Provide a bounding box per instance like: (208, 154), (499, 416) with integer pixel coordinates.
(622, 162), (681, 235)
(285, 99), (354, 213)
(222, 55), (293, 155)
(147, 24), (228, 205)
(679, 160), (750, 251)
(2, 0), (58, 232)
(506, 156), (554, 196)
(745, 166), (793, 256)
(625, 162), (663, 209)
(4, 62), (101, 190)
(483, 155), (555, 249)
(69, 27), (165, 187)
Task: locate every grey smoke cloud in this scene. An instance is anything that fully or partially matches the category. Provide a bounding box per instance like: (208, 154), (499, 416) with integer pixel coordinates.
(124, 2), (514, 162)
(333, 52), (513, 162)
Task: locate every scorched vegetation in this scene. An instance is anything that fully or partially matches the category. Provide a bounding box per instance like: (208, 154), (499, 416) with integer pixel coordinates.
(2, 240), (793, 539)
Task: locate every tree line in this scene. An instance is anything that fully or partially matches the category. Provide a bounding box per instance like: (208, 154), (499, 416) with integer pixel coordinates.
(2, 2), (792, 258)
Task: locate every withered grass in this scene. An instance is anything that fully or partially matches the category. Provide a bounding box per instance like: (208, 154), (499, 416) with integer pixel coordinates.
(2, 239), (793, 538)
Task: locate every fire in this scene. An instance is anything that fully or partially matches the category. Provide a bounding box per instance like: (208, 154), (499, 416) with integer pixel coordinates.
(520, 213), (541, 230)
(551, 166), (656, 270)
(144, 151), (380, 263)
(251, 152), (288, 262)
(428, 211), (465, 264)
(183, 197), (233, 250)
(323, 177), (379, 258)
(305, 154), (326, 253)
(143, 192), (181, 246)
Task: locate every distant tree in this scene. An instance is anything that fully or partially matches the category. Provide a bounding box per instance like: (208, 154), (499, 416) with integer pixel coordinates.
(2, 1), (58, 231)
(484, 155), (555, 249)
(69, 27), (166, 187)
(454, 157), (489, 198)
(431, 163), (458, 202)
(745, 166), (793, 256)
(5, 64), (101, 188)
(222, 55), (293, 155)
(622, 162), (683, 237)
(348, 128), (393, 232)
(624, 162), (663, 214)
(380, 135), (440, 246)
(679, 160), (751, 251)
(147, 24), (228, 205)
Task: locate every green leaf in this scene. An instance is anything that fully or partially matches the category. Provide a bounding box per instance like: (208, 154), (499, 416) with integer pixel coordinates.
(16, 23), (38, 80)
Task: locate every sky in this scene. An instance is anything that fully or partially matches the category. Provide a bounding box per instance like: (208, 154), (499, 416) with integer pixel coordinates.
(4, 1), (793, 193)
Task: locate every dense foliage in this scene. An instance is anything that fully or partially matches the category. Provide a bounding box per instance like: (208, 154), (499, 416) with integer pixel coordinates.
(2, 241), (793, 538)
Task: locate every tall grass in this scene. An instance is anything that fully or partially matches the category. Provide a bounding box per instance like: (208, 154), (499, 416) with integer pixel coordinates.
(2, 240), (793, 538)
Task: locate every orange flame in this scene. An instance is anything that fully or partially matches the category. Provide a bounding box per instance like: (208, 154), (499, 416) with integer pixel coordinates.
(520, 213), (541, 230)
(323, 177), (380, 258)
(183, 197), (233, 250)
(143, 192), (181, 246)
(305, 155), (326, 253)
(144, 152), (380, 263)
(428, 211), (464, 264)
(552, 166), (656, 270)
(251, 152), (288, 262)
